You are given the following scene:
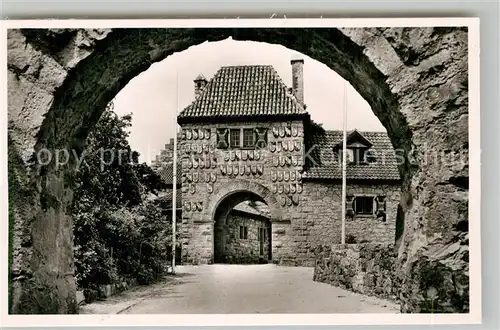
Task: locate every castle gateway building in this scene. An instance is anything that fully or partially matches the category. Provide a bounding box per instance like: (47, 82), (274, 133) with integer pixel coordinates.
(175, 60), (402, 266)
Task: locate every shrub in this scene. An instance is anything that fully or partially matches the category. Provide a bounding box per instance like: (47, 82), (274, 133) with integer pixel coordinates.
(71, 104), (173, 294)
(346, 234), (357, 244)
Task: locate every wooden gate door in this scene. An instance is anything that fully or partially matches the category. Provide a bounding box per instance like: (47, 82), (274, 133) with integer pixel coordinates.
(259, 227), (265, 256)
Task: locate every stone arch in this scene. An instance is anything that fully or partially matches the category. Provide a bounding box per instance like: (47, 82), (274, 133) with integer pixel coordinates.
(207, 180), (278, 264)
(7, 27), (469, 313)
(205, 180), (284, 224)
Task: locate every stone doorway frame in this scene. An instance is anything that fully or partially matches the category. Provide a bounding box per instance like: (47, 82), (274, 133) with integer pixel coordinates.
(205, 180), (285, 264)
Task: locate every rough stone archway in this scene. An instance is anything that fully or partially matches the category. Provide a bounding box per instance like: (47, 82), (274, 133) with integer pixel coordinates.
(7, 27), (469, 314)
(207, 180), (278, 264)
(206, 179), (285, 223)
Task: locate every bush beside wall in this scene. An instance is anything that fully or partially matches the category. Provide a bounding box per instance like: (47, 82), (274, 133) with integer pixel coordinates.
(69, 106), (175, 304)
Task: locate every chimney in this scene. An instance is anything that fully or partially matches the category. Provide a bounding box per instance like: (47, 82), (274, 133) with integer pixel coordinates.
(194, 73), (208, 98)
(291, 56), (304, 106)
(164, 138), (174, 150)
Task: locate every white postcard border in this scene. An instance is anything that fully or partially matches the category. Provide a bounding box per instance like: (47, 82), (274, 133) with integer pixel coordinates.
(0, 17), (481, 327)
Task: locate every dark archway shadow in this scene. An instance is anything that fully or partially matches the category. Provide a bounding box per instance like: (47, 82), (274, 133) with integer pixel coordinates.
(212, 191), (273, 264)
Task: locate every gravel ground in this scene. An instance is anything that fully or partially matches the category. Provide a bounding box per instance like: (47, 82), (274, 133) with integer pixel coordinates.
(79, 264), (400, 314)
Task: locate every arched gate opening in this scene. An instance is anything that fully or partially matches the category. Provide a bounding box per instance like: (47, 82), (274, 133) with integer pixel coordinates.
(213, 191), (272, 264)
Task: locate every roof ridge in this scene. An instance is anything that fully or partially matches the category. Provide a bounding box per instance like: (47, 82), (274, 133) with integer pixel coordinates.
(322, 129), (388, 135)
(221, 64), (273, 68)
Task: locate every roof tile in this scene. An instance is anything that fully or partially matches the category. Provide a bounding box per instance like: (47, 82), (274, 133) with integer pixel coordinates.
(232, 201), (269, 218)
(305, 130), (401, 181)
(158, 163), (182, 185)
(157, 189), (182, 210)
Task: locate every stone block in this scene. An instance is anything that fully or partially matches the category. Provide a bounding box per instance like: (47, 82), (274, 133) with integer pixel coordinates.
(314, 243), (397, 302)
(76, 291), (85, 305)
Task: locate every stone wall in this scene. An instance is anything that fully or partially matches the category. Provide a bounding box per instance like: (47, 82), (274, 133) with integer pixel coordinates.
(302, 182), (401, 246)
(81, 278), (138, 304)
(313, 244), (398, 301)
(222, 211), (271, 264)
(178, 117), (401, 266)
(179, 119), (305, 264)
(313, 236), (470, 313)
(398, 229), (470, 313)
(178, 178), (400, 266)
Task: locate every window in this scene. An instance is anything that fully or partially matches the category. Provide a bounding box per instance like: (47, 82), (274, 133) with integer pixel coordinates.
(219, 127), (267, 150)
(365, 149), (377, 163)
(339, 148), (367, 164)
(338, 149), (354, 163)
(354, 196), (374, 215)
(242, 128), (255, 148)
(229, 129), (241, 148)
(239, 225), (248, 239)
(352, 148), (366, 164)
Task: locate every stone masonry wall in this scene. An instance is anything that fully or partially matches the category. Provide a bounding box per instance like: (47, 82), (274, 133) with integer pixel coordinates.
(300, 182), (401, 248)
(179, 119), (305, 264)
(223, 212), (271, 264)
(313, 244), (398, 301)
(179, 117), (401, 266)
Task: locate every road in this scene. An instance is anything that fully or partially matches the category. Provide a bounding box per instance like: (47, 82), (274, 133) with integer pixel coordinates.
(80, 264), (399, 314)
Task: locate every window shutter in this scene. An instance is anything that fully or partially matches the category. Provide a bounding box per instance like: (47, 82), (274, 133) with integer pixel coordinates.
(375, 196), (387, 219)
(216, 128), (229, 149)
(365, 149), (377, 163)
(255, 128), (268, 149)
(346, 195), (355, 217)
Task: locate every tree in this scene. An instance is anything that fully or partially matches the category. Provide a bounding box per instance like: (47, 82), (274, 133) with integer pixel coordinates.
(71, 102), (171, 292)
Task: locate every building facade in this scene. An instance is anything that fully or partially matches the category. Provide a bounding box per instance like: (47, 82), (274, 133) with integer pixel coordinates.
(159, 60), (401, 266)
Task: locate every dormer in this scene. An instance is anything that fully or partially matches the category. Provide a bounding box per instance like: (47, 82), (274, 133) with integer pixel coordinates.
(333, 130), (374, 165)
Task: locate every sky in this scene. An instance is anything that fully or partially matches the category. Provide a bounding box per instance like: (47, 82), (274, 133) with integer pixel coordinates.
(112, 38), (385, 164)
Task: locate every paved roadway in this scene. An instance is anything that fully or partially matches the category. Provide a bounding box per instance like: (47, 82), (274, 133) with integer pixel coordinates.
(80, 264), (399, 314)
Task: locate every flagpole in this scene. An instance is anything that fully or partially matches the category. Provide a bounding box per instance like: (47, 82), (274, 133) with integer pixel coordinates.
(172, 68), (178, 273)
(341, 81), (347, 245)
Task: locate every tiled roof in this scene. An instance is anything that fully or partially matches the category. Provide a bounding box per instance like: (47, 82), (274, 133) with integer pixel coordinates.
(178, 65), (307, 121)
(232, 201), (270, 219)
(304, 130), (401, 181)
(232, 202), (262, 217)
(157, 189), (182, 210)
(251, 201), (271, 218)
(158, 163), (182, 185)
